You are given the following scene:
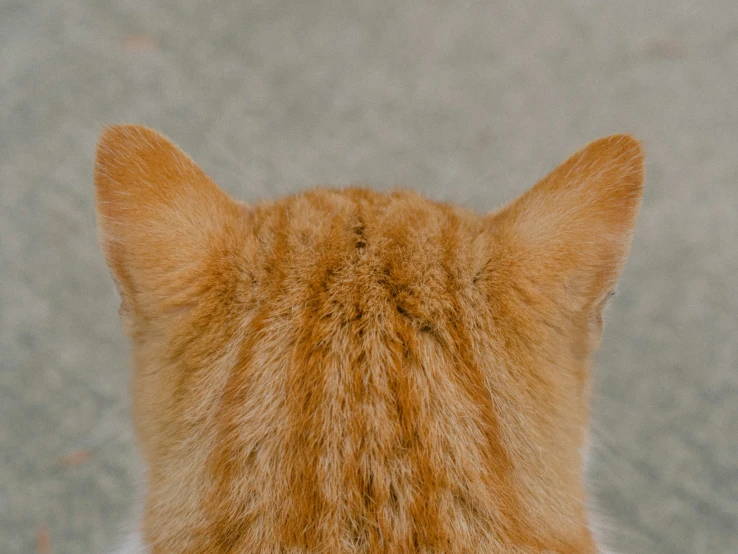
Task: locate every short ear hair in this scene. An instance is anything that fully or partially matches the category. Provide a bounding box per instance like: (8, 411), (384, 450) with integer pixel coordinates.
(487, 134), (644, 345)
(94, 125), (244, 325)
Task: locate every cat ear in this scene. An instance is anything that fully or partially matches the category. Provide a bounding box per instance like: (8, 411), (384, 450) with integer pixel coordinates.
(94, 125), (245, 324)
(488, 134), (644, 343)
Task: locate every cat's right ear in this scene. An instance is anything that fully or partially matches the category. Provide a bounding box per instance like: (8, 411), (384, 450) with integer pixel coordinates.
(485, 135), (644, 352)
(94, 125), (246, 329)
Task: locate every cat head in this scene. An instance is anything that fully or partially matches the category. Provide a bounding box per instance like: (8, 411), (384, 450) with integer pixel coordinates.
(96, 125), (643, 553)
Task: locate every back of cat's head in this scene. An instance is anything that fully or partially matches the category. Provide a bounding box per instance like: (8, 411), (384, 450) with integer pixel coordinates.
(96, 124), (643, 553)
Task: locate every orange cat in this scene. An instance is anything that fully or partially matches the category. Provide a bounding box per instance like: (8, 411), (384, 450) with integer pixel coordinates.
(97, 125), (643, 554)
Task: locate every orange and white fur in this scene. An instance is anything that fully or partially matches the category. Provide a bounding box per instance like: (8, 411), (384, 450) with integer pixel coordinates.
(96, 125), (643, 553)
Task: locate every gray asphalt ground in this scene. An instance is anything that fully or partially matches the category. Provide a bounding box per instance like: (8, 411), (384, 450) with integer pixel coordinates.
(1, 1), (737, 552)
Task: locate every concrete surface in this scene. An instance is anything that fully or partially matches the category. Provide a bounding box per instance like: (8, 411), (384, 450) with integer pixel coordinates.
(1, 0), (737, 552)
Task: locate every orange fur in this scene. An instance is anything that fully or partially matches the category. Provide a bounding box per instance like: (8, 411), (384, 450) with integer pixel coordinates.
(95, 125), (643, 553)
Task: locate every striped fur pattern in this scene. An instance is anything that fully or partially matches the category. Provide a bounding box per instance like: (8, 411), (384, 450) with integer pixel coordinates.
(95, 125), (644, 553)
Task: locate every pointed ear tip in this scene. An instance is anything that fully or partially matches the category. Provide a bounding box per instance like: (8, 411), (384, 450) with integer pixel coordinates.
(592, 133), (645, 166)
(97, 123), (153, 148)
(94, 124), (174, 191)
(587, 134), (645, 192)
(95, 123), (169, 162)
(96, 125), (137, 169)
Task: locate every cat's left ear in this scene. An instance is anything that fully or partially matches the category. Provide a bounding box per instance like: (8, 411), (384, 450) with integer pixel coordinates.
(94, 125), (245, 327)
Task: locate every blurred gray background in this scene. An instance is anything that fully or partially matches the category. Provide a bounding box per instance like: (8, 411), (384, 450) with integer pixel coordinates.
(1, 0), (737, 552)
